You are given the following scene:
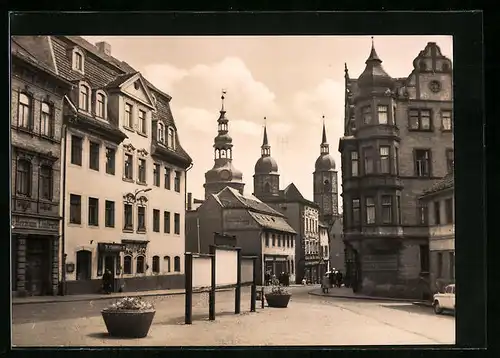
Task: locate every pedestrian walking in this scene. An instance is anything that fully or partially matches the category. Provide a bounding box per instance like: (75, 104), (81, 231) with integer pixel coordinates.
(329, 271), (334, 288)
(321, 274), (330, 293)
(102, 269), (112, 294)
(335, 271), (341, 288)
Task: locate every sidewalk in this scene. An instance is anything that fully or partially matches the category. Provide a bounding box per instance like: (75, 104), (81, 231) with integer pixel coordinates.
(308, 287), (427, 304)
(12, 287), (232, 306)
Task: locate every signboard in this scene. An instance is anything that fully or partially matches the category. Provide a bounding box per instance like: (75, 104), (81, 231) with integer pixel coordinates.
(192, 256), (212, 288)
(215, 247), (238, 286)
(98, 243), (126, 252)
(241, 258), (254, 284)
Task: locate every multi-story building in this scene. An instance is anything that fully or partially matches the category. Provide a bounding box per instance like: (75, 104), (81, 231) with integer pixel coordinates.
(11, 36), (72, 297)
(253, 126), (323, 284)
(420, 171), (455, 294)
(339, 39), (453, 298)
(329, 216), (345, 273)
(185, 102), (296, 284)
(47, 36), (192, 294)
(319, 221), (330, 272)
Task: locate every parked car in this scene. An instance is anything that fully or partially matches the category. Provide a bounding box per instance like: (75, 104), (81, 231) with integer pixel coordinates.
(432, 284), (455, 314)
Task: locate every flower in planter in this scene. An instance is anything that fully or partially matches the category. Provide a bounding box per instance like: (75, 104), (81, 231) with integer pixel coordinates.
(103, 296), (154, 311)
(268, 277), (290, 295)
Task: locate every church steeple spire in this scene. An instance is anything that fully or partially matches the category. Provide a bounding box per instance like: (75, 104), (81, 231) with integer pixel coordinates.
(261, 117), (271, 157)
(366, 36), (382, 63)
(320, 116), (329, 155)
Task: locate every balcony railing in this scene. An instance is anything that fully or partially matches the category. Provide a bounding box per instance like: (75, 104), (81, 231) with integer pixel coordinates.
(12, 196), (60, 217)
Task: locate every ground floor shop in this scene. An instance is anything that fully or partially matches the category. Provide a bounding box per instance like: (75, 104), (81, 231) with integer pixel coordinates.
(263, 254), (295, 284)
(304, 260), (325, 284)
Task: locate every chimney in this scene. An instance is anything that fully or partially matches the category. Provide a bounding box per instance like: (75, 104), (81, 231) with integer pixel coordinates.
(187, 192), (192, 211)
(95, 41), (111, 56)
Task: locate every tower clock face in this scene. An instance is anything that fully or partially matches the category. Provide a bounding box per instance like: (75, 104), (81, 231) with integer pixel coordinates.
(220, 169), (231, 181)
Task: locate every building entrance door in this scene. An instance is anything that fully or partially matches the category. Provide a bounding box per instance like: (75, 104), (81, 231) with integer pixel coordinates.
(104, 255), (116, 292)
(25, 238), (50, 296)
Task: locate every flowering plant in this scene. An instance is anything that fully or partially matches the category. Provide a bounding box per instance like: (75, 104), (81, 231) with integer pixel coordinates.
(103, 296), (154, 311)
(267, 276), (290, 295)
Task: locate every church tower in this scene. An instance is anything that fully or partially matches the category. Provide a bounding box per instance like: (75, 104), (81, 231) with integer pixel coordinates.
(203, 91), (245, 199)
(253, 120), (280, 200)
(313, 117), (339, 223)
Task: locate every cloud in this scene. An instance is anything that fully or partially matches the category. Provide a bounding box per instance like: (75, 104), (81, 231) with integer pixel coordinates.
(175, 107), (215, 134)
(142, 63), (188, 94)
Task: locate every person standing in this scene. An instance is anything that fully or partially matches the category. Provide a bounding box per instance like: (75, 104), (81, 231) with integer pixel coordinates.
(102, 269), (112, 294)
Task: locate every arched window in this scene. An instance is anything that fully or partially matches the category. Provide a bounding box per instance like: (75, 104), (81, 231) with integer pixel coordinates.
(40, 102), (53, 137)
(39, 165), (53, 200)
(123, 255), (132, 274)
(79, 84), (90, 111)
(264, 182), (271, 193)
(18, 93), (31, 129)
(419, 61), (427, 71)
(167, 127), (175, 149)
(136, 256), (145, 274)
(16, 159), (31, 196)
(157, 122), (165, 143)
(72, 48), (85, 73)
(152, 256), (160, 273)
(95, 91), (107, 119)
(76, 250), (92, 280)
(220, 149), (226, 158)
(164, 256), (171, 273)
(174, 256), (181, 272)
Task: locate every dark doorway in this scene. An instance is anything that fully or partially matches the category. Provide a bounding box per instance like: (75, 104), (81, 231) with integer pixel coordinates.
(104, 255), (116, 292)
(76, 250), (92, 280)
(25, 238), (51, 296)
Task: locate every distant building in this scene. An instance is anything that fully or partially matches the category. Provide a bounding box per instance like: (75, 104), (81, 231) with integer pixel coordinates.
(11, 36), (72, 297)
(339, 40), (453, 298)
(329, 216), (344, 272)
(420, 172), (455, 293)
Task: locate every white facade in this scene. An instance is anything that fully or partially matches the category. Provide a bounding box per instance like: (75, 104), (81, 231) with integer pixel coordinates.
(303, 206), (320, 256)
(261, 231), (296, 283)
(62, 75), (187, 285)
(319, 225), (330, 271)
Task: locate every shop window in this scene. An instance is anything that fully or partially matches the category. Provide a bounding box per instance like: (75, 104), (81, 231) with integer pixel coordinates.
(76, 250), (92, 280)
(136, 255), (145, 274)
(123, 255), (132, 274)
(174, 256), (181, 272)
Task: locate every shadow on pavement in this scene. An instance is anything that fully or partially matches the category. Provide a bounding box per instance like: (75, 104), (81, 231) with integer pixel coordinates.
(381, 304), (455, 318)
(87, 332), (136, 340)
(155, 310), (255, 325)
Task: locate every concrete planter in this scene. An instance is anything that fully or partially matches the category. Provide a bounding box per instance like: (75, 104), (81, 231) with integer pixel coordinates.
(265, 293), (291, 308)
(101, 309), (155, 338)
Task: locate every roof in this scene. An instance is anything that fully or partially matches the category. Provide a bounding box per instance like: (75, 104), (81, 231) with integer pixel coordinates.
(248, 211), (296, 234)
(421, 172), (454, 197)
(262, 183), (319, 208)
(217, 187), (285, 217)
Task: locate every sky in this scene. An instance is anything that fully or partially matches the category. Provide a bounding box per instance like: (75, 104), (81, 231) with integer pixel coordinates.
(84, 35), (453, 211)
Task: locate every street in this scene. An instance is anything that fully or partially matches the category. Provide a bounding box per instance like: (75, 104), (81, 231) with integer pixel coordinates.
(12, 286), (455, 346)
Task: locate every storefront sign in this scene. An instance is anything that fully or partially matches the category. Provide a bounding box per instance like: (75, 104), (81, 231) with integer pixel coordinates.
(39, 220), (59, 230)
(98, 243), (126, 252)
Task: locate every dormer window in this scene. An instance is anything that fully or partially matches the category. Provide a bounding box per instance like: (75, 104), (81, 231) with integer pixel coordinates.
(157, 122), (165, 143)
(95, 91), (107, 119)
(78, 84), (90, 112)
(167, 127), (175, 150)
(72, 48), (85, 74)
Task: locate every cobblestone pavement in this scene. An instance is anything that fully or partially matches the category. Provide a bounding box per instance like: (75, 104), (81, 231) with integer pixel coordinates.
(12, 286), (455, 347)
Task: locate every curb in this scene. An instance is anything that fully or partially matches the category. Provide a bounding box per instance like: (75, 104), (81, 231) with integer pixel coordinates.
(411, 301), (434, 308)
(308, 290), (426, 304)
(12, 288), (233, 306)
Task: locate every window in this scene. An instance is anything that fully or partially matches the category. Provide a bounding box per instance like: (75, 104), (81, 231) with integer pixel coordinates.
(164, 167), (171, 189)
(18, 93), (32, 129)
(441, 111), (452, 131)
(363, 147), (374, 174)
(379, 146), (390, 174)
(449, 252), (455, 279)
(417, 202), (428, 225)
(136, 256), (145, 274)
(75, 52), (83, 72)
(153, 209), (160, 232)
(409, 109), (431, 131)
(365, 197), (375, 224)
(153, 164), (160, 187)
(39, 165), (53, 200)
(444, 198), (453, 224)
(291, 237), (294, 248)
(174, 213), (180, 234)
(138, 110), (146, 134)
(414, 149), (431, 177)
(397, 196), (402, 224)
(350, 151), (359, 177)
(381, 196), (392, 224)
(378, 105), (388, 124)
(138, 159), (146, 183)
(277, 235), (281, 247)
(16, 159), (31, 196)
(174, 256), (181, 272)
(138, 206), (146, 232)
(393, 106), (397, 125)
(105, 147), (115, 175)
(152, 256), (160, 274)
(124, 154), (133, 180)
(164, 211), (171, 233)
(88, 197), (99, 226)
(158, 122), (165, 143)
(76, 250), (91, 280)
(420, 245), (430, 273)
(362, 106), (372, 124)
(79, 85), (89, 111)
(71, 135), (83, 166)
(446, 149), (454, 173)
(395, 147), (400, 175)
(168, 128), (175, 149)
(174, 171), (181, 192)
(69, 194), (81, 224)
(437, 252), (443, 278)
(125, 103), (133, 128)
(40, 103), (53, 137)
(124, 203), (133, 230)
(96, 93), (105, 118)
(272, 234), (276, 246)
(105, 200), (115, 228)
(434, 201), (441, 225)
(123, 256), (132, 274)
(164, 256), (171, 273)
(352, 198), (360, 226)
(89, 142), (100, 171)
(265, 233), (269, 247)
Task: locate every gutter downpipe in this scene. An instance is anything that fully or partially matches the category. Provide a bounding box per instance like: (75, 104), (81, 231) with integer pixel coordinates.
(185, 161), (194, 249)
(60, 121), (69, 296)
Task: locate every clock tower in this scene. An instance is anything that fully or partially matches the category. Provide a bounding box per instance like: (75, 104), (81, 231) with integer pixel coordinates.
(203, 91), (245, 199)
(253, 121), (280, 200)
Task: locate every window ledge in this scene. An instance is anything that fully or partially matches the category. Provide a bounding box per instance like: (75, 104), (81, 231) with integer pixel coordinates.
(88, 224), (100, 228)
(137, 230), (147, 234)
(123, 126), (135, 133)
(122, 228), (134, 233)
(68, 223), (82, 227)
(89, 167), (100, 172)
(122, 177), (134, 183)
(105, 225), (115, 229)
(407, 128), (434, 133)
(105, 171), (116, 176)
(137, 132), (148, 138)
(136, 180), (148, 186)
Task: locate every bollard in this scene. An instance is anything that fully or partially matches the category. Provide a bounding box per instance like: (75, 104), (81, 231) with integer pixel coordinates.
(261, 287), (265, 309)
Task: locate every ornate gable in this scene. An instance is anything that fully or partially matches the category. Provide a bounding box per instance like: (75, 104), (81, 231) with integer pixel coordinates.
(120, 73), (155, 109)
